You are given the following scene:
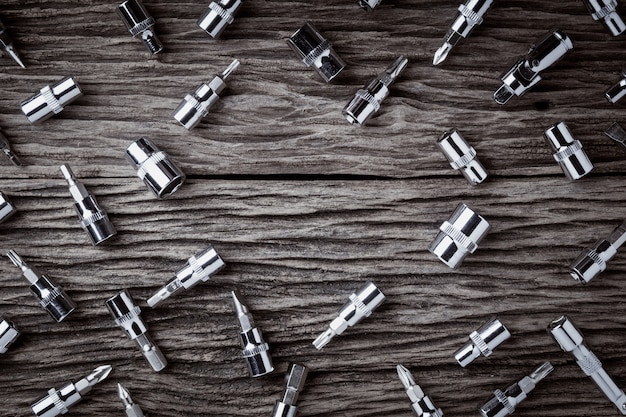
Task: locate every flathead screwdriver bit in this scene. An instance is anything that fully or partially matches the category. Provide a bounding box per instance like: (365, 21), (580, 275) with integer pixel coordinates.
(0, 128), (21, 166)
(397, 364), (443, 417)
(118, 384), (146, 417)
(271, 363), (309, 417)
(0, 17), (25, 68)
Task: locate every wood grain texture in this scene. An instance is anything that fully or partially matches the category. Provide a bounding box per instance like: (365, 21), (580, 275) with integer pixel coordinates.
(0, 1), (625, 417)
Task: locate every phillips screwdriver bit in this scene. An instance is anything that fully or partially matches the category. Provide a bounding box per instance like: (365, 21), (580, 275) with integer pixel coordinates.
(271, 363), (309, 417)
(582, 0), (626, 36)
(480, 362), (553, 417)
(0, 128), (21, 166)
(358, 0), (382, 11)
(0, 18), (25, 68)
(570, 220), (626, 283)
(454, 317), (511, 367)
(198, 0), (243, 38)
(118, 384), (146, 417)
(31, 365), (112, 417)
(0, 318), (19, 353)
(396, 364), (443, 417)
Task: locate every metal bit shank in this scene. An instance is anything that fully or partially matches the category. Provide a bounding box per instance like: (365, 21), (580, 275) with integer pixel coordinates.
(454, 317), (510, 367)
(272, 364), (309, 417)
(570, 220), (626, 283)
(397, 365), (443, 417)
(118, 384), (146, 417)
(0, 128), (21, 166)
(0, 18), (25, 68)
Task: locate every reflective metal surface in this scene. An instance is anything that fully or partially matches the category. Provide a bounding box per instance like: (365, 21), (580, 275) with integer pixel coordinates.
(117, 0), (163, 54)
(0, 17), (25, 68)
(397, 364), (444, 417)
(454, 317), (510, 367)
(543, 122), (593, 181)
(0, 318), (19, 354)
(0, 191), (17, 224)
(569, 220), (626, 283)
(198, 0), (243, 38)
(582, 0), (626, 36)
(287, 22), (345, 83)
(437, 129), (488, 185)
(271, 363), (309, 417)
(20, 76), (82, 124)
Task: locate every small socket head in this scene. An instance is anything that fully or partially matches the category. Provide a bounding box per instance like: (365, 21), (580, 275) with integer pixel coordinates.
(437, 129), (488, 185)
(241, 338), (274, 378)
(569, 240), (613, 283)
(605, 78), (626, 103)
(549, 315), (584, 352)
(544, 122), (593, 181)
(0, 191), (16, 224)
(0, 319), (19, 353)
(198, 0), (243, 38)
(343, 87), (385, 126)
(583, 0), (626, 36)
(20, 76), (83, 124)
(287, 22), (346, 83)
(455, 317), (511, 367)
(30, 275), (77, 322)
(117, 0), (163, 54)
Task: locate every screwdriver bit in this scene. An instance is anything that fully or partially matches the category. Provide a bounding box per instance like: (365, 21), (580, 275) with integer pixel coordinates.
(271, 363), (309, 417)
(570, 220), (626, 283)
(604, 122), (626, 149)
(397, 364), (443, 417)
(0, 18), (25, 68)
(118, 383), (146, 417)
(0, 128), (20, 166)
(454, 317), (511, 367)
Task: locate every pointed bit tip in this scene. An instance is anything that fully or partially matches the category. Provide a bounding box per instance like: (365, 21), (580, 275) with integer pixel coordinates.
(90, 364), (113, 384)
(6, 249), (22, 267)
(396, 364), (415, 389)
(530, 361), (554, 384)
(6, 47), (25, 69)
(221, 59), (240, 80)
(59, 164), (75, 182)
(312, 328), (335, 350)
(433, 43), (452, 66)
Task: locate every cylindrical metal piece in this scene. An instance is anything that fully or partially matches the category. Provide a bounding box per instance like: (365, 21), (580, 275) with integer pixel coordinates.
(30, 275), (76, 323)
(239, 326), (273, 377)
(0, 191), (16, 224)
(605, 76), (626, 103)
(198, 0), (243, 38)
(454, 317), (511, 367)
(582, 0), (626, 36)
(358, 0), (382, 10)
(117, 0), (163, 54)
(271, 363), (309, 417)
(570, 221), (626, 283)
(31, 382), (82, 417)
(437, 129), (488, 185)
(544, 122), (593, 180)
(0, 318), (19, 354)
(20, 76), (82, 124)
(287, 22), (346, 83)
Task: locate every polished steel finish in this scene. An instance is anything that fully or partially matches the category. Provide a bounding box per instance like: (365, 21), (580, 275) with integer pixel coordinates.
(118, 384), (145, 417)
(454, 317), (510, 367)
(358, 0), (383, 10)
(0, 18), (25, 68)
(6, 250), (76, 323)
(60, 164), (116, 246)
(604, 122), (626, 148)
(313, 281), (385, 349)
(549, 315), (626, 414)
(437, 129), (488, 185)
(106, 289), (167, 372)
(605, 70), (626, 103)
(147, 245), (225, 307)
(0, 128), (21, 166)
(397, 364), (443, 417)
(271, 363), (309, 417)
(343, 55), (408, 126)
(0, 318), (19, 354)
(582, 0), (626, 35)
(0, 191), (17, 224)
(287, 22), (346, 83)
(198, 0), (243, 38)
(494, 30), (573, 105)
(31, 365), (112, 417)
(570, 220), (626, 283)
(543, 122), (593, 181)
(20, 76), (82, 124)
(117, 0), (162, 54)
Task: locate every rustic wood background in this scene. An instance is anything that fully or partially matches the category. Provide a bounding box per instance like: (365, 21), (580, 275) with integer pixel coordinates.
(0, 1), (625, 416)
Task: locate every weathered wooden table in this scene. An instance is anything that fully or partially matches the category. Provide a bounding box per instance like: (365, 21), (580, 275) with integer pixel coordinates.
(0, 1), (625, 416)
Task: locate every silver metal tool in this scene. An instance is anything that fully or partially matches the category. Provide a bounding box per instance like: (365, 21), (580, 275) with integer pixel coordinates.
(0, 191), (17, 224)
(173, 59), (240, 130)
(454, 317), (510, 367)
(0, 18), (25, 68)
(271, 363), (309, 417)
(147, 245), (225, 307)
(118, 384), (146, 417)
(494, 30), (573, 105)
(433, 0), (494, 65)
(604, 122), (626, 149)
(605, 70), (626, 103)
(358, 0), (383, 11)
(343, 55), (408, 126)
(549, 315), (626, 414)
(6, 250), (76, 323)
(582, 0), (626, 36)
(198, 0), (243, 38)
(437, 129), (488, 185)
(60, 164), (116, 246)
(106, 289), (168, 372)
(397, 364), (443, 417)
(312, 281), (385, 350)
(287, 22), (346, 83)
(0, 318), (19, 353)
(429, 203), (490, 269)
(21, 76), (83, 124)
(117, 0), (163, 54)
(126, 137), (186, 199)
(543, 122), (593, 181)
(0, 128), (21, 166)
(570, 220), (626, 283)
(480, 362), (553, 417)
(31, 365), (112, 417)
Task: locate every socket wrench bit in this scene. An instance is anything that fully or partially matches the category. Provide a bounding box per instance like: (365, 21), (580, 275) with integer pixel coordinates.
(6, 250), (76, 323)
(570, 220), (626, 283)
(271, 363), (309, 417)
(287, 22), (346, 83)
(117, 0), (163, 54)
(0, 191), (16, 224)
(342, 55), (408, 126)
(433, 0), (494, 65)
(126, 137), (186, 199)
(21, 76), (83, 124)
(31, 365), (112, 417)
(582, 0), (626, 36)
(313, 281), (385, 350)
(106, 289), (168, 372)
(358, 0), (382, 11)
(549, 315), (626, 414)
(0, 318), (19, 353)
(0, 128), (21, 166)
(147, 245), (225, 307)
(198, 0), (243, 38)
(604, 122), (626, 149)
(173, 59), (240, 130)
(397, 364), (443, 417)
(480, 362), (553, 417)
(118, 384), (145, 417)
(60, 164), (116, 246)
(232, 290), (274, 377)
(605, 69), (626, 103)
(494, 30), (573, 105)
(543, 122), (593, 181)
(454, 317), (511, 367)
(429, 203), (490, 269)
(0, 17), (25, 68)
(437, 129), (488, 185)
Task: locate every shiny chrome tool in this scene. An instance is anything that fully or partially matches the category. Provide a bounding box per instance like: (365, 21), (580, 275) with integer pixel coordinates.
(232, 290), (274, 377)
(604, 122), (626, 149)
(549, 315), (626, 414)
(429, 203), (490, 269)
(0, 318), (19, 353)
(126, 137), (186, 199)
(31, 365), (112, 417)
(582, 0), (626, 36)
(433, 0), (493, 65)
(106, 289), (167, 372)
(480, 362), (553, 417)
(0, 18), (25, 68)
(437, 129), (488, 185)
(147, 245), (225, 307)
(343, 55), (408, 126)
(313, 281), (385, 350)
(0, 191), (16, 224)
(494, 30), (573, 105)
(173, 59), (240, 130)
(358, 0), (382, 10)
(117, 0), (163, 54)
(0, 128), (21, 166)
(569, 220), (626, 283)
(6, 250), (76, 323)
(605, 70), (626, 103)
(198, 0), (243, 38)
(21, 76), (83, 124)
(287, 22), (346, 83)
(271, 363), (309, 417)
(60, 164), (116, 246)
(454, 317), (510, 367)
(543, 122), (593, 181)
(118, 384), (146, 417)
(397, 364), (443, 417)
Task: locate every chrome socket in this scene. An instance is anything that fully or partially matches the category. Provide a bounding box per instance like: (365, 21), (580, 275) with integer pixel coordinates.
(437, 129), (488, 185)
(117, 0), (163, 54)
(0, 318), (19, 353)
(570, 220), (626, 283)
(198, 0), (243, 38)
(287, 22), (346, 83)
(20, 76), (82, 124)
(454, 317), (511, 367)
(0, 191), (16, 224)
(544, 122), (593, 180)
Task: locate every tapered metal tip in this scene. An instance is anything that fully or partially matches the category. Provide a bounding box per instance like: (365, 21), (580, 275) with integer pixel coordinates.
(530, 361), (554, 384)
(312, 328), (335, 350)
(6, 249), (23, 268)
(6, 47), (25, 69)
(87, 365), (113, 385)
(221, 59), (240, 80)
(433, 42), (452, 66)
(493, 84), (514, 105)
(396, 364), (416, 390)
(231, 290), (253, 331)
(59, 164), (76, 184)
(117, 383), (131, 404)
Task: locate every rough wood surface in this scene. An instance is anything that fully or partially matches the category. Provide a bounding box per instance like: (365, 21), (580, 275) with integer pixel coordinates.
(0, 1), (625, 417)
